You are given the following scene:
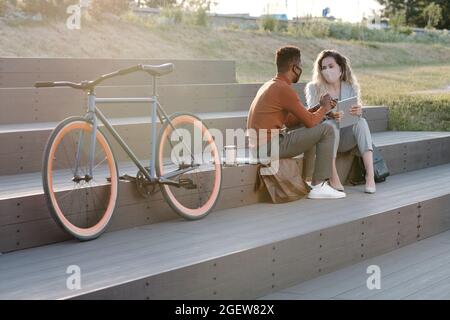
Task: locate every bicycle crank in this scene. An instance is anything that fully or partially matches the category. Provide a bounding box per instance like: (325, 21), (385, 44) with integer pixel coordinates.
(136, 170), (158, 198)
(178, 178), (197, 190)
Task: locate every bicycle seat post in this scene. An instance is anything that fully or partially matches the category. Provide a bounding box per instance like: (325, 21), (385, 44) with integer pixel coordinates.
(152, 75), (157, 97)
(150, 75), (158, 180)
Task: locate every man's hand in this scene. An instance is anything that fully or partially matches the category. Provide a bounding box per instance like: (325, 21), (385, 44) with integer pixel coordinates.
(319, 93), (337, 113)
(328, 111), (344, 122)
(350, 104), (363, 116)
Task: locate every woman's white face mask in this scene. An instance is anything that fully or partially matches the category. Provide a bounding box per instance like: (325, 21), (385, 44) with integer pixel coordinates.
(321, 65), (342, 84)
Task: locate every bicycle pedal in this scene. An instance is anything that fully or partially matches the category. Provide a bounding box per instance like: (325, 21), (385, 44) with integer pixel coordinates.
(179, 178), (197, 189)
(119, 174), (136, 182)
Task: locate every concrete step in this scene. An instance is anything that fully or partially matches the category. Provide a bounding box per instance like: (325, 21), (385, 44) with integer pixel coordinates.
(0, 163), (450, 299)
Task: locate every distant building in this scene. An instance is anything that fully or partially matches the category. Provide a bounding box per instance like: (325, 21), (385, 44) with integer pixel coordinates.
(366, 14), (389, 30)
(261, 13), (288, 21)
(322, 7), (330, 18)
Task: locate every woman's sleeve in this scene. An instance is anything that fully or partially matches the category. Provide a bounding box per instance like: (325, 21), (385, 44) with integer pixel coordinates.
(305, 82), (319, 109)
(350, 84), (363, 105)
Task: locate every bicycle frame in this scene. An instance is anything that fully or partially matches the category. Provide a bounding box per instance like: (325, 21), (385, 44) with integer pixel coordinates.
(75, 76), (196, 186)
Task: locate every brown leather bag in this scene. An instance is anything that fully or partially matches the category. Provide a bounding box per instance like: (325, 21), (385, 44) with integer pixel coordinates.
(256, 158), (310, 204)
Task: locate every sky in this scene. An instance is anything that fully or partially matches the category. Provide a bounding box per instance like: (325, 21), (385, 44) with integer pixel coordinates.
(211, 0), (384, 23)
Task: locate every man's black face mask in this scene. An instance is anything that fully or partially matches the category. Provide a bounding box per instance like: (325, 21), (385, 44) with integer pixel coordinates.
(292, 64), (302, 83)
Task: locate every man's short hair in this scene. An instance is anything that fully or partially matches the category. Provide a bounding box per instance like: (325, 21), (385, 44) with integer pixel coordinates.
(276, 46), (301, 73)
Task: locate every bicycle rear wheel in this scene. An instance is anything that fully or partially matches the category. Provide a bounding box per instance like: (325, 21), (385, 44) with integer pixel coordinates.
(42, 117), (119, 241)
(156, 113), (222, 220)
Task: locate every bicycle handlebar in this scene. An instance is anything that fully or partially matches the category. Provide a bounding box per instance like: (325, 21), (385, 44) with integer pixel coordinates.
(34, 81), (87, 89)
(34, 64), (147, 90)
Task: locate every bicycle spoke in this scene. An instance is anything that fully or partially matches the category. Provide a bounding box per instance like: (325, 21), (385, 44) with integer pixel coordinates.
(55, 183), (79, 202)
(93, 156), (107, 171)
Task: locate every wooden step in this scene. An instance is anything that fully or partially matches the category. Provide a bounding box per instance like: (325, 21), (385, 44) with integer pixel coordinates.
(0, 58), (237, 88)
(0, 163), (449, 299)
(261, 230), (450, 300)
(0, 111), (248, 175)
(0, 106), (388, 176)
(0, 83), (290, 125)
(0, 131), (449, 253)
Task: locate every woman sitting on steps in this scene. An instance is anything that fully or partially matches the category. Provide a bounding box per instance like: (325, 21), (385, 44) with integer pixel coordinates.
(304, 49), (376, 194)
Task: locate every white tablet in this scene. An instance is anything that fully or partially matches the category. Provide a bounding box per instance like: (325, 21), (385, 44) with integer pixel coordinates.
(337, 96), (359, 128)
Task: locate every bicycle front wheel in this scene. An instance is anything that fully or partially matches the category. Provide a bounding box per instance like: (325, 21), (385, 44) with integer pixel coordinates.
(42, 117), (119, 241)
(157, 113), (222, 220)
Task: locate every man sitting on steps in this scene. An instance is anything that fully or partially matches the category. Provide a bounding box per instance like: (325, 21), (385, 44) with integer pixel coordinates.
(246, 45), (346, 199)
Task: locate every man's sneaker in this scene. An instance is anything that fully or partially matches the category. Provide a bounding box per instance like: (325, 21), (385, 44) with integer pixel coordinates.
(308, 181), (346, 199)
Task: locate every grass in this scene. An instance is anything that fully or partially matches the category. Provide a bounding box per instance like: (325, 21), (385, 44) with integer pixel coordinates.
(384, 94), (450, 131)
(356, 65), (450, 131)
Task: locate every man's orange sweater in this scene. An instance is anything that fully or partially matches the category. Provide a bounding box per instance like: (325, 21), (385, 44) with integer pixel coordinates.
(247, 74), (326, 144)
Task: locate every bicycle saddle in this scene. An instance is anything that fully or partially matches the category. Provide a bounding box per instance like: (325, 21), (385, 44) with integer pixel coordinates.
(141, 63), (174, 76)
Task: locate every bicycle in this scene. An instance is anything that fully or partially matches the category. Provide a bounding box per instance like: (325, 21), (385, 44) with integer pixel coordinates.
(35, 63), (223, 241)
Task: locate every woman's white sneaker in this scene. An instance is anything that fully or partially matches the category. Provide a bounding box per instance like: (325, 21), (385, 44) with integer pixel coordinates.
(308, 181), (346, 199)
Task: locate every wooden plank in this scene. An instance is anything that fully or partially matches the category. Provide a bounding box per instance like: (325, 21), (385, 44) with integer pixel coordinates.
(73, 200), (450, 299)
(80, 245), (276, 300)
(0, 182), (263, 253)
(1, 164), (450, 299)
(270, 205), (419, 294)
(205, 165), (450, 250)
(264, 231), (450, 300)
(353, 253), (450, 299)
(362, 106), (389, 121)
(0, 83), (306, 125)
(0, 162), (261, 225)
(0, 58), (237, 87)
(419, 195), (450, 239)
(403, 275), (450, 299)
(367, 119), (388, 133)
(0, 85), (252, 125)
(0, 115), (248, 175)
(1, 127), (448, 176)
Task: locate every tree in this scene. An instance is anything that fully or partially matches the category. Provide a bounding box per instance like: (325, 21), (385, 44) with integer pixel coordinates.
(389, 9), (406, 31)
(143, 0), (177, 8)
(423, 2), (442, 29)
(377, 0), (406, 18)
(429, 0), (449, 29)
(377, 0), (449, 29)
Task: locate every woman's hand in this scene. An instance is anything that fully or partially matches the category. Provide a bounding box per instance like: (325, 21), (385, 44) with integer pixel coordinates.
(329, 111), (344, 122)
(350, 104), (363, 117)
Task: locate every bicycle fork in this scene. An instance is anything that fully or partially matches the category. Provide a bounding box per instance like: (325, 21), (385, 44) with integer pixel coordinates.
(74, 93), (97, 180)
